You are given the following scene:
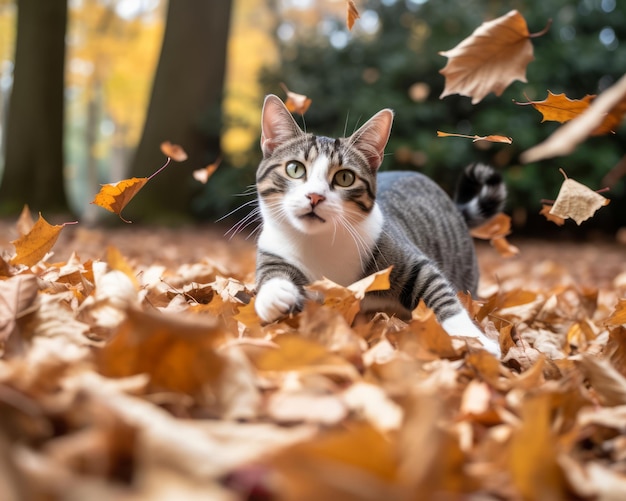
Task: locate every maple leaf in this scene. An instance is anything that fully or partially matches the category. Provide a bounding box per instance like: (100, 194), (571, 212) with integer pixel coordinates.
(346, 0), (360, 31)
(439, 10), (548, 104)
(515, 91), (595, 124)
(193, 157), (221, 184)
(10, 213), (77, 267)
(280, 83), (312, 115)
(521, 73), (626, 162)
(436, 131), (512, 144)
(548, 170), (610, 225)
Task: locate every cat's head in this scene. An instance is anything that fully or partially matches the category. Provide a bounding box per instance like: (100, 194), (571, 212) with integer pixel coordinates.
(257, 94), (393, 236)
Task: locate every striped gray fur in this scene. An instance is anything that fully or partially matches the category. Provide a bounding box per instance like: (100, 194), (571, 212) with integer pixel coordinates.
(253, 94), (506, 328)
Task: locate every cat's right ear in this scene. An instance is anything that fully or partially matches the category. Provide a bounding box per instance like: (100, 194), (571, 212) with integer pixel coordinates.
(260, 94), (303, 158)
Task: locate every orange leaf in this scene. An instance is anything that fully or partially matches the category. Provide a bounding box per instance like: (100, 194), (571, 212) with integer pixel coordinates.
(346, 0), (360, 31)
(16, 204), (35, 236)
(91, 177), (149, 223)
(491, 235), (520, 257)
(539, 204), (565, 226)
(470, 213), (512, 240)
(521, 74), (626, 162)
(515, 91), (595, 124)
(439, 10), (538, 104)
(280, 83), (312, 115)
(193, 157), (221, 184)
(10, 213), (75, 267)
(437, 131), (512, 144)
(160, 141), (188, 162)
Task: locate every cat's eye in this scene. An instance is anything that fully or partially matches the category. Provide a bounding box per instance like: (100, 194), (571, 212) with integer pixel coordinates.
(333, 169), (356, 187)
(285, 161), (306, 179)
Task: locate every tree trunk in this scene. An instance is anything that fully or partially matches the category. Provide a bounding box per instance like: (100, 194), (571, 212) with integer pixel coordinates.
(0, 0), (68, 215)
(127, 0), (233, 222)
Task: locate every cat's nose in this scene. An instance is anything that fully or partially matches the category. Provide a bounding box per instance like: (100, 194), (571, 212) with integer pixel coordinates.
(306, 193), (326, 207)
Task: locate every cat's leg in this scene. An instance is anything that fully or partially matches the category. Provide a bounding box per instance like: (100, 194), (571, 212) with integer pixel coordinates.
(441, 310), (501, 357)
(254, 250), (309, 323)
(255, 277), (303, 323)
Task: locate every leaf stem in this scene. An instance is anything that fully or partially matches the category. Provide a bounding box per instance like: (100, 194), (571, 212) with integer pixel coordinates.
(148, 157), (172, 181)
(529, 18), (552, 39)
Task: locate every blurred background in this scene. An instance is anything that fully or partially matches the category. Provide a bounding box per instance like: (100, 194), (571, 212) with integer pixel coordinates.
(0, 0), (624, 236)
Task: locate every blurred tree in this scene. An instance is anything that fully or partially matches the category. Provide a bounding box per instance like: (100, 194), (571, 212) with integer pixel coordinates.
(127, 0), (233, 222)
(258, 0), (626, 234)
(0, 0), (68, 215)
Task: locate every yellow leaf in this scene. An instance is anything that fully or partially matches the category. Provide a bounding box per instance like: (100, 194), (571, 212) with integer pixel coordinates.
(91, 177), (149, 223)
(346, 0), (360, 31)
(439, 10), (541, 104)
(10, 213), (73, 267)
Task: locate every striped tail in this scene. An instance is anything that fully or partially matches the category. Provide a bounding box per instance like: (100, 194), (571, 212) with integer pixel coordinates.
(455, 163), (506, 229)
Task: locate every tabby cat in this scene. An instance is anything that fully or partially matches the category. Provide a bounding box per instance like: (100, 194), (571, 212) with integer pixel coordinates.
(253, 95), (505, 356)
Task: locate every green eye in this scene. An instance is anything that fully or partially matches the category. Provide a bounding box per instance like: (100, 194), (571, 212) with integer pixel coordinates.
(286, 161), (306, 179)
(333, 169), (355, 187)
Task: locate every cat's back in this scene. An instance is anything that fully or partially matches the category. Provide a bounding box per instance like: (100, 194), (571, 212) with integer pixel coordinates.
(375, 170), (478, 292)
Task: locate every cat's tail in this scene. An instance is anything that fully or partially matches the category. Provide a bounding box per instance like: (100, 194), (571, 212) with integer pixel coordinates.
(454, 163), (506, 229)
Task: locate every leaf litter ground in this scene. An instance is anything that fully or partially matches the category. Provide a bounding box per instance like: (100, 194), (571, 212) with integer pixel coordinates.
(1, 220), (626, 500)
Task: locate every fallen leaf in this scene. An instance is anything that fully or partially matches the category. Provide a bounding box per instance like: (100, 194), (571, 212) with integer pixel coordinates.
(0, 274), (39, 343)
(346, 0), (360, 31)
(10, 214), (76, 267)
(193, 158), (221, 184)
(577, 354), (626, 406)
(91, 177), (148, 224)
(515, 91), (595, 124)
(280, 83), (312, 115)
(16, 205), (35, 236)
(437, 131), (513, 144)
(439, 10), (542, 104)
(549, 173), (610, 225)
(470, 213), (519, 257)
(521, 73), (626, 162)
(491, 236), (520, 257)
(160, 141), (188, 162)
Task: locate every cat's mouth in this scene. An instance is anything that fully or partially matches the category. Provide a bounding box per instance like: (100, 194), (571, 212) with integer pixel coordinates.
(299, 211), (326, 223)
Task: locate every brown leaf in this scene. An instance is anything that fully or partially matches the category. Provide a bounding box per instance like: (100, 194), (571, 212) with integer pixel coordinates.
(577, 354), (626, 406)
(437, 131), (513, 144)
(521, 73), (626, 162)
(10, 214), (75, 267)
(91, 177), (149, 223)
(439, 10), (537, 104)
(0, 274), (39, 343)
(193, 157), (221, 184)
(280, 83), (312, 115)
(549, 175), (610, 225)
(346, 0), (360, 31)
(470, 213), (519, 257)
(16, 205), (35, 236)
(159, 141), (188, 162)
(539, 204), (566, 226)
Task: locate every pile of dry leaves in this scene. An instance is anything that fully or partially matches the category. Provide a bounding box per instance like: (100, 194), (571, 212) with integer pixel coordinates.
(1, 213), (626, 500)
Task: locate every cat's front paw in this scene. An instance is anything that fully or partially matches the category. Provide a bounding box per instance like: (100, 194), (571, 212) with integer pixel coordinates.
(441, 311), (501, 358)
(255, 277), (303, 323)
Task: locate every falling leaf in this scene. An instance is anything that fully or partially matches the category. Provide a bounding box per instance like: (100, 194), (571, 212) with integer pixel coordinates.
(346, 0), (360, 31)
(439, 10), (546, 104)
(515, 91), (595, 124)
(539, 204), (565, 226)
(549, 172), (610, 225)
(280, 83), (312, 115)
(470, 213), (519, 257)
(193, 157), (221, 184)
(10, 214), (76, 267)
(437, 131), (513, 144)
(91, 177), (148, 223)
(521, 73), (626, 162)
(160, 141), (188, 162)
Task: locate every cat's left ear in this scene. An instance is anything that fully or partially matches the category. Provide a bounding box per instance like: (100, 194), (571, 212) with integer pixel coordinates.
(350, 109), (394, 171)
(260, 94), (303, 158)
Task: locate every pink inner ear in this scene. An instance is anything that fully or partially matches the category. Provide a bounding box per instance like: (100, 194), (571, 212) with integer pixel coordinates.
(260, 95), (302, 157)
(351, 109), (394, 171)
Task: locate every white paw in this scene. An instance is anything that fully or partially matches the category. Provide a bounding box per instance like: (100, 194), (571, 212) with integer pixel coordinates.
(255, 278), (303, 323)
(441, 311), (501, 358)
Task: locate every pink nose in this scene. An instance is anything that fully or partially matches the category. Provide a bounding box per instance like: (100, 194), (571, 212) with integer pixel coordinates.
(307, 193), (326, 207)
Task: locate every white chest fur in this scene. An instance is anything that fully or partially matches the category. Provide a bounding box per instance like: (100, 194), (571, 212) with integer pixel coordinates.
(258, 204), (384, 286)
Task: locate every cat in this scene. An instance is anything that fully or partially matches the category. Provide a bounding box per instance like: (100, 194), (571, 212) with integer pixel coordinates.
(253, 94), (505, 357)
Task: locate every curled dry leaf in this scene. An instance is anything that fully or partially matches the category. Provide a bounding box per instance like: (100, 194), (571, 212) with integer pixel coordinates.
(280, 83), (312, 115)
(91, 177), (148, 224)
(159, 141), (188, 162)
(437, 131), (513, 144)
(439, 10), (539, 104)
(10, 214), (76, 268)
(549, 174), (610, 225)
(193, 157), (221, 184)
(346, 0), (360, 31)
